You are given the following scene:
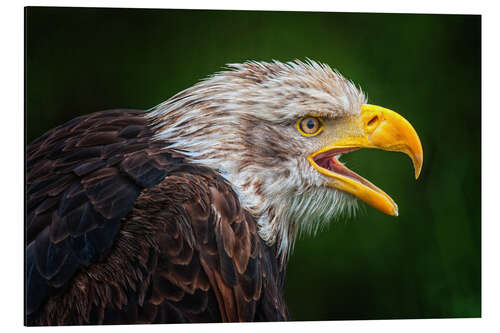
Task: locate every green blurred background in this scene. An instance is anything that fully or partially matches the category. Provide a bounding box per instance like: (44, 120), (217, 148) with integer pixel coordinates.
(25, 7), (481, 320)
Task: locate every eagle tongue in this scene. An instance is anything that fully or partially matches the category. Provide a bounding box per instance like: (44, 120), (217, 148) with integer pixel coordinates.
(328, 156), (378, 191)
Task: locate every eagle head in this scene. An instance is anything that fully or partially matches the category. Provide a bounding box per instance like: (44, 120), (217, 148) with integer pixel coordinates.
(150, 60), (423, 257)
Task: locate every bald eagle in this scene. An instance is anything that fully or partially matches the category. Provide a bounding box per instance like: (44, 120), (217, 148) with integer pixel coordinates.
(26, 60), (423, 325)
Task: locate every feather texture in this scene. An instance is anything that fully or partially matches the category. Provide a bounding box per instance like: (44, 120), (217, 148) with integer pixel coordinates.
(26, 109), (288, 325)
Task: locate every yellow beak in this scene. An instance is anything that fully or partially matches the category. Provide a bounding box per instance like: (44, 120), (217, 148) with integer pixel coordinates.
(307, 104), (423, 216)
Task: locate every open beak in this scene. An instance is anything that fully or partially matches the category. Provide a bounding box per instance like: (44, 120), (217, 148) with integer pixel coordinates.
(307, 104), (423, 216)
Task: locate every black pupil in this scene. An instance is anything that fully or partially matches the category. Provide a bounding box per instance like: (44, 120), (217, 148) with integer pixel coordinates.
(306, 119), (315, 129)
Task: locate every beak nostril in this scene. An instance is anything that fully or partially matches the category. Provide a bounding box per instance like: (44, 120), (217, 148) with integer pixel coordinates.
(367, 115), (379, 127)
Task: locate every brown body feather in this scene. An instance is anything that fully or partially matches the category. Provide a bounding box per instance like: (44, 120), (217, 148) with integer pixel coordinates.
(26, 109), (288, 325)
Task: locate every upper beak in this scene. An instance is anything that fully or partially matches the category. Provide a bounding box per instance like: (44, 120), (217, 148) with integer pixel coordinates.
(307, 104), (423, 216)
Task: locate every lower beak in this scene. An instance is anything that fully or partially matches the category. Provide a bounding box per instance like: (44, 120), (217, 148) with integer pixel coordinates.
(307, 104), (423, 216)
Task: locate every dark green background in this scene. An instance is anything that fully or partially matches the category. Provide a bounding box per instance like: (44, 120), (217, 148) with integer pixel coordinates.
(25, 7), (481, 320)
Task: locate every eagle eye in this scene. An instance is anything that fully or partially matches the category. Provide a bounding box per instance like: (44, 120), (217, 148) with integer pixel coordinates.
(297, 116), (324, 136)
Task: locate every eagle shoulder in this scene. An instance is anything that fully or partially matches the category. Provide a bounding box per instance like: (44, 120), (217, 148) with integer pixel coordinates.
(142, 170), (289, 323)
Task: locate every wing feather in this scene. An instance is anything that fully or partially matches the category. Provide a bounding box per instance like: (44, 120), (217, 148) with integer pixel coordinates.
(27, 110), (289, 325)
(26, 109), (173, 317)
